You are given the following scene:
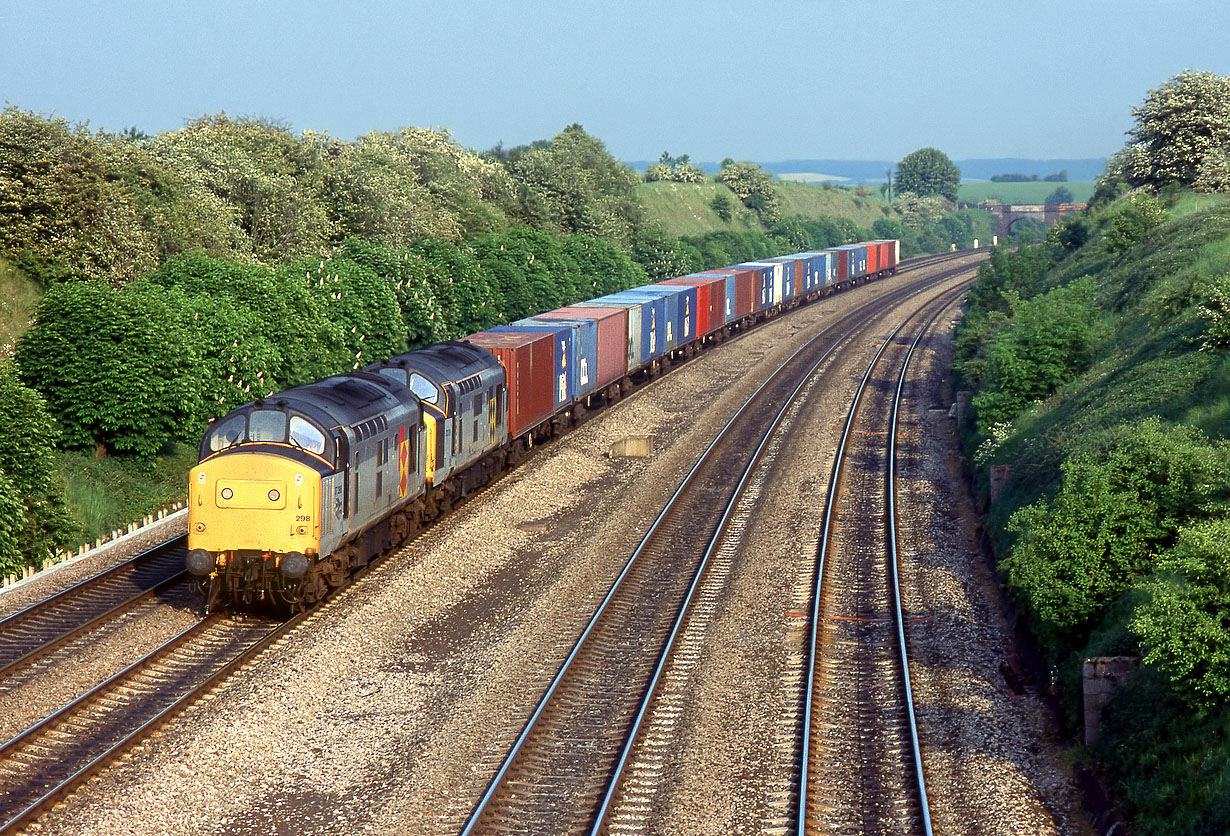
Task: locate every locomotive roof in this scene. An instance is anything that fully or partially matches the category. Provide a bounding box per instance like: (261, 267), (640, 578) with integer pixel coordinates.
(366, 340), (502, 385)
(231, 371), (414, 429)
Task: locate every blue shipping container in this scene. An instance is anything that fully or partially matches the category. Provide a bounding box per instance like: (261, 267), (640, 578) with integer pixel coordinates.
(517, 316), (600, 400)
(631, 284), (699, 351)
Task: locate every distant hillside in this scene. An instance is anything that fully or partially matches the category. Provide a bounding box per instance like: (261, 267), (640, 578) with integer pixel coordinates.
(626, 157), (1109, 184)
(638, 180), (892, 237)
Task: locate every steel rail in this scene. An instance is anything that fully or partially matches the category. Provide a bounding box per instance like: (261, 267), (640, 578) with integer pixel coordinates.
(796, 276), (975, 835)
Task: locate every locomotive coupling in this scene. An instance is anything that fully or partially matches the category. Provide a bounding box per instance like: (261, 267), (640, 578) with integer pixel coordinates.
(186, 549), (215, 576)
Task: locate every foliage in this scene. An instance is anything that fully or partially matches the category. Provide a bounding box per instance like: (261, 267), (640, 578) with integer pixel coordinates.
(893, 192), (951, 230)
(709, 193), (733, 222)
(1102, 193), (1167, 253)
(470, 228), (578, 325)
(504, 125), (643, 248)
(895, 147), (960, 202)
(0, 469), (25, 574)
(1132, 518), (1230, 708)
(561, 234), (646, 298)
(315, 126), (513, 248)
(409, 239), (503, 338)
(971, 276), (1097, 430)
(644, 151), (707, 184)
(0, 107), (162, 286)
(148, 252), (327, 389)
(716, 160), (781, 223)
(1196, 272), (1230, 349)
(14, 282), (200, 458)
(151, 114), (333, 263)
(1120, 70), (1230, 190)
(632, 226), (703, 281)
(294, 255), (406, 370)
(1096, 668), (1230, 836)
(1044, 185), (1075, 205)
(0, 360), (72, 568)
(1003, 418), (1230, 636)
(1009, 217), (1048, 243)
(338, 238), (447, 350)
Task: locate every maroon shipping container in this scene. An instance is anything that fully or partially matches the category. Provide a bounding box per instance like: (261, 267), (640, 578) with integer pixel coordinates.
(697, 268), (756, 320)
(534, 305), (629, 389)
(660, 275), (724, 337)
(465, 330), (556, 439)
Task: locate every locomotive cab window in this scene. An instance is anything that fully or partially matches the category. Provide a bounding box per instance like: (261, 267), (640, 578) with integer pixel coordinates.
(207, 414), (246, 452)
(289, 416), (326, 454)
(249, 410), (287, 443)
(408, 373), (439, 405)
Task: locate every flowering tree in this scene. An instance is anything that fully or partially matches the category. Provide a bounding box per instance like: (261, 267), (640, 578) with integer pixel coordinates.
(1120, 70), (1230, 190)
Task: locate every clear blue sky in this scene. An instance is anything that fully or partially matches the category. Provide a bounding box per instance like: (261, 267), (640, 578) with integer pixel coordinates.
(3, 0), (1228, 164)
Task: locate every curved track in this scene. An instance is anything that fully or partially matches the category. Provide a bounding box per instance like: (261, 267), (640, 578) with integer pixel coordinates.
(458, 256), (979, 835)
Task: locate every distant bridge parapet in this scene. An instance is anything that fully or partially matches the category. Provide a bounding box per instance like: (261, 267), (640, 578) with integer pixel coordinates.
(970, 203), (1087, 239)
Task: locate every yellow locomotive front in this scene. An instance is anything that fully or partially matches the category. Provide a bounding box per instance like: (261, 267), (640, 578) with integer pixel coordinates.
(187, 404), (337, 611)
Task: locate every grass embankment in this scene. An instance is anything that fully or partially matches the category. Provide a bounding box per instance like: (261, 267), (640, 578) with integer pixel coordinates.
(957, 180), (1095, 204)
(0, 257), (39, 358)
(638, 179), (893, 237)
(58, 445), (199, 543)
(957, 190), (1230, 836)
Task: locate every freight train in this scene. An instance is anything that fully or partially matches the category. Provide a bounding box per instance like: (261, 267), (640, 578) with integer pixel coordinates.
(186, 240), (900, 611)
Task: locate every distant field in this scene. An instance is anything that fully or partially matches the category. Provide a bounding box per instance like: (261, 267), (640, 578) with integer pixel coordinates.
(958, 181), (1095, 204)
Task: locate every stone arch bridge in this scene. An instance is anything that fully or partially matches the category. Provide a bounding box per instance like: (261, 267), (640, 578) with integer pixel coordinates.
(971, 203), (1088, 239)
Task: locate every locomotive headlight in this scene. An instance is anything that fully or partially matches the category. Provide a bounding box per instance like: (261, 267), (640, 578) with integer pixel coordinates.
(268, 488), (281, 502)
(220, 487), (234, 500)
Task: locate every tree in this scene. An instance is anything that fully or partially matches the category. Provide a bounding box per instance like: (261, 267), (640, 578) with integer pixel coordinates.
(715, 161), (781, 223)
(1044, 186), (1074, 205)
(1120, 70), (1230, 189)
(971, 276), (1097, 430)
(14, 282), (201, 458)
(504, 126), (643, 248)
(0, 360), (72, 569)
(895, 147), (960, 202)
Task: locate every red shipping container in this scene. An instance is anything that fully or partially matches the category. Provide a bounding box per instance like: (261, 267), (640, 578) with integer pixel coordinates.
(829, 249), (850, 283)
(882, 240), (899, 271)
(697, 268), (756, 320)
(465, 330), (556, 439)
(534, 305), (629, 389)
(660, 275), (724, 337)
(867, 244), (879, 275)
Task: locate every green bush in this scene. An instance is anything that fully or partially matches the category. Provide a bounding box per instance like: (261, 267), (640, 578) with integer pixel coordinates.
(0, 361), (72, 567)
(15, 282), (199, 458)
(1002, 418), (1230, 636)
(1132, 518), (1230, 707)
(971, 275), (1098, 429)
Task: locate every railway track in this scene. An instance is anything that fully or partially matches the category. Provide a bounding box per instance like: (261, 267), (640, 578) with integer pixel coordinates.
(458, 256), (980, 835)
(796, 280), (972, 836)
(0, 537), (188, 679)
